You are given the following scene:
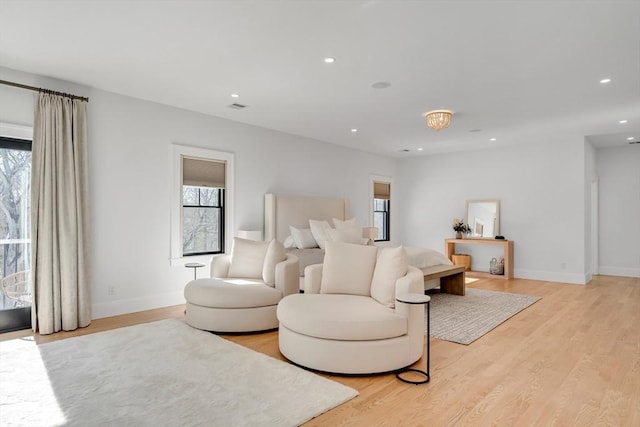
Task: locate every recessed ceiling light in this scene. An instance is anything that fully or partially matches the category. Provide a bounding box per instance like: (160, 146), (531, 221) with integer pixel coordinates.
(417, 148), (423, 151)
(231, 94), (239, 98)
(324, 57), (335, 63)
(627, 137), (635, 141)
(619, 120), (628, 124)
(490, 137), (497, 141)
(371, 81), (391, 89)
(599, 78), (611, 84)
(351, 128), (358, 133)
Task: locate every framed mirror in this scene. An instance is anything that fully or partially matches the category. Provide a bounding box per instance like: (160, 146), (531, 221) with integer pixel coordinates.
(466, 199), (500, 238)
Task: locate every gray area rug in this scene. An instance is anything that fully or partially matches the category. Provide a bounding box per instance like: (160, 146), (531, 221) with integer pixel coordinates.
(0, 319), (357, 426)
(428, 288), (541, 345)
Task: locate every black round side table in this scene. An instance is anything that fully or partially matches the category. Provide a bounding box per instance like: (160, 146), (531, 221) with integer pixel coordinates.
(395, 293), (431, 385)
(184, 262), (205, 280)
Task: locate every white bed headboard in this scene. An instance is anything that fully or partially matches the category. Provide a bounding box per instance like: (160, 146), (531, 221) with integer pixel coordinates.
(264, 193), (350, 242)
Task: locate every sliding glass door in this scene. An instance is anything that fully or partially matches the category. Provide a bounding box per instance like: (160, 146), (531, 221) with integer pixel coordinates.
(0, 137), (32, 332)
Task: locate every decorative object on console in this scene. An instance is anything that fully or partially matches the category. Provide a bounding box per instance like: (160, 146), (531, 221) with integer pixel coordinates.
(495, 235), (505, 240)
(362, 227), (379, 245)
(452, 218), (470, 239)
(424, 109), (453, 131)
(466, 199), (500, 238)
(490, 257), (505, 275)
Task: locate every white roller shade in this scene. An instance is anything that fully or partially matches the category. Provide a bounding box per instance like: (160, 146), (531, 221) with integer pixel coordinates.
(183, 157), (225, 188)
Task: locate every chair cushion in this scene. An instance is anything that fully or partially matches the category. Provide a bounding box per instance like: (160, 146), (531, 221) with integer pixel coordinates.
(228, 237), (270, 279)
(320, 241), (378, 296)
(185, 278), (282, 308)
(370, 246), (408, 308)
(262, 239), (286, 286)
(277, 294), (407, 341)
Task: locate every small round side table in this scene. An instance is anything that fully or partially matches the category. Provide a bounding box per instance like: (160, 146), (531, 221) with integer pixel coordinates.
(184, 262), (205, 280)
(395, 293), (431, 385)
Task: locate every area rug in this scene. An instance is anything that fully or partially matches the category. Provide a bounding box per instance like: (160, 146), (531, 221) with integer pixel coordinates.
(428, 288), (541, 345)
(0, 319), (358, 426)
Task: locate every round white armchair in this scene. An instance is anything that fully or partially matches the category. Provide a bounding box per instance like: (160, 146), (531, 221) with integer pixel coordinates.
(185, 238), (299, 333)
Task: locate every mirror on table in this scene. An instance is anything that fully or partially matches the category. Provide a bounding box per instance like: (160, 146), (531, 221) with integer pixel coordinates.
(465, 200), (500, 238)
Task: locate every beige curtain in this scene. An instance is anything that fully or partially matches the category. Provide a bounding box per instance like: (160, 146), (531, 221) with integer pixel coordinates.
(31, 93), (91, 334)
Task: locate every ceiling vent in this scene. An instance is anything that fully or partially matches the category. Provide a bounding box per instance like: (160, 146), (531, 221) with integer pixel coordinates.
(629, 140), (639, 145)
(228, 103), (247, 110)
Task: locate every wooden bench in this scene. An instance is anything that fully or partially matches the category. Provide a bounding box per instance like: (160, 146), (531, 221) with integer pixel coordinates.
(420, 264), (466, 296)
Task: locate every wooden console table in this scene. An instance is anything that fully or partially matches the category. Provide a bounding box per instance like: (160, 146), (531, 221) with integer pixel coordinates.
(445, 238), (514, 279)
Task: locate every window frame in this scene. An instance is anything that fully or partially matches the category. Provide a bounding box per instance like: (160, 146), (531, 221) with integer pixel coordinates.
(181, 186), (225, 256)
(369, 175), (393, 243)
(170, 144), (234, 266)
(373, 198), (390, 242)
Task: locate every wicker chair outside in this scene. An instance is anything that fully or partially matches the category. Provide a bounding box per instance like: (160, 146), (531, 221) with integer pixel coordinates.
(1, 270), (31, 308)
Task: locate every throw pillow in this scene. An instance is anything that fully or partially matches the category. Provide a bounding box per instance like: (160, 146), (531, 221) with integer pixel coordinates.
(309, 219), (333, 250)
(333, 217), (359, 232)
(370, 246), (408, 308)
(283, 235), (296, 249)
(262, 239), (287, 286)
(320, 241), (378, 296)
(289, 226), (318, 249)
(326, 228), (363, 245)
(227, 237), (271, 279)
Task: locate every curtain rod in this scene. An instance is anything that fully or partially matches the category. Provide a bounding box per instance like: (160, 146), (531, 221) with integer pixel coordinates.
(0, 79), (89, 102)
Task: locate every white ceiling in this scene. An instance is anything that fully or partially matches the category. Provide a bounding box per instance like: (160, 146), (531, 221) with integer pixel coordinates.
(1, 0), (639, 156)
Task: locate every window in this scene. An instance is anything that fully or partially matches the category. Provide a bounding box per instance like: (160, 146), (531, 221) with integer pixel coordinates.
(0, 136), (32, 331)
(373, 180), (391, 242)
(182, 186), (224, 255)
(170, 144), (234, 264)
(374, 198), (390, 241)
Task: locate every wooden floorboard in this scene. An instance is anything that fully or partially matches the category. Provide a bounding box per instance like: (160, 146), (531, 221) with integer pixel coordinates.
(2, 275), (638, 426)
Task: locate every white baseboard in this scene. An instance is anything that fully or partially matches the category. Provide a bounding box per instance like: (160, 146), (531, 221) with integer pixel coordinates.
(514, 269), (587, 285)
(598, 266), (640, 278)
(92, 291), (185, 320)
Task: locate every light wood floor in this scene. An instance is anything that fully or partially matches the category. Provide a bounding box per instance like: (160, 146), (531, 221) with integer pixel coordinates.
(2, 275), (639, 426)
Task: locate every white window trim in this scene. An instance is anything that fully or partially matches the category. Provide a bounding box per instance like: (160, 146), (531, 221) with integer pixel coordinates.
(0, 123), (33, 140)
(169, 144), (234, 266)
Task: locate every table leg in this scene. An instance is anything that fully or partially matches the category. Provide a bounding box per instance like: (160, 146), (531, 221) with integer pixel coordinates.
(395, 300), (430, 385)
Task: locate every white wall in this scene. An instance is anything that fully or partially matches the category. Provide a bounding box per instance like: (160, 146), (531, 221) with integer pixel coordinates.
(395, 140), (588, 284)
(0, 67), (396, 318)
(596, 145), (640, 277)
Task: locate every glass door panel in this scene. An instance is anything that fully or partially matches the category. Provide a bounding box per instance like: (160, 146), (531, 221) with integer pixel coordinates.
(0, 138), (32, 332)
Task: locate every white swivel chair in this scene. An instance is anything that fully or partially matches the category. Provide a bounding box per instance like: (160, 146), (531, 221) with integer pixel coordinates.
(185, 238), (299, 333)
(277, 241), (425, 374)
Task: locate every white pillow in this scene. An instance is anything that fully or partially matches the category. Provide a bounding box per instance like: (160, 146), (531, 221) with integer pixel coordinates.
(262, 239), (286, 286)
(326, 228), (363, 245)
(309, 219), (333, 250)
(370, 246), (408, 308)
(320, 241), (378, 296)
(228, 237), (271, 279)
(289, 226), (318, 249)
(333, 217), (359, 232)
(283, 235), (296, 249)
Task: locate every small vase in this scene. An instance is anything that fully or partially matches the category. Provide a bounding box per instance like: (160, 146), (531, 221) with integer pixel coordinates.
(455, 231), (462, 239)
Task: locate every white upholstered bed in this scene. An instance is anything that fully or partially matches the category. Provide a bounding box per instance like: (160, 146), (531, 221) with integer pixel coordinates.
(263, 193), (453, 290)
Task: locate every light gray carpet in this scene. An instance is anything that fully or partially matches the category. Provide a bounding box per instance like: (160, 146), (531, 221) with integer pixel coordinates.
(0, 319), (358, 426)
(428, 288), (541, 345)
